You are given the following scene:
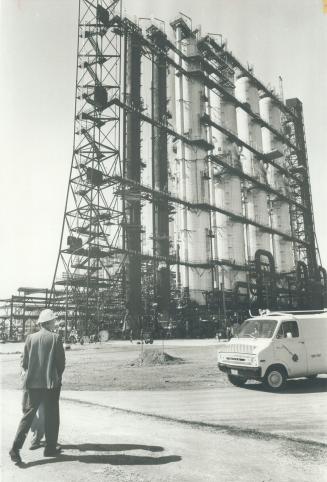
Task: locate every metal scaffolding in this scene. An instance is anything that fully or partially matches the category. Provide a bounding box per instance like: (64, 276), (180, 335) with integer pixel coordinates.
(50, 0), (125, 335)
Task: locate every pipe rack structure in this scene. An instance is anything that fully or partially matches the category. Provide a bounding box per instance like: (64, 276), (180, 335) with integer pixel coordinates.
(43, 0), (326, 337)
(0, 288), (67, 341)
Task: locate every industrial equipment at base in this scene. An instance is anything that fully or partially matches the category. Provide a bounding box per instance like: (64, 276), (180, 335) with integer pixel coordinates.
(2, 1), (325, 341)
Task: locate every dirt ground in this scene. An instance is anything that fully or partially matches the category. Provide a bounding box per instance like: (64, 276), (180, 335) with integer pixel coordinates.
(1, 340), (230, 391)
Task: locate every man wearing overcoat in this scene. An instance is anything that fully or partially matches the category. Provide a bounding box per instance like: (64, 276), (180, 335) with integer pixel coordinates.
(9, 308), (65, 463)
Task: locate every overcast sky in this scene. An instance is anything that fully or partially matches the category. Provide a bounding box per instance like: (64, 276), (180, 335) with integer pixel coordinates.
(0, 0), (326, 299)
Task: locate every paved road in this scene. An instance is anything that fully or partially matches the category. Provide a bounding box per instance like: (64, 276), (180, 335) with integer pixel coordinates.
(2, 386), (326, 482)
(62, 381), (327, 444)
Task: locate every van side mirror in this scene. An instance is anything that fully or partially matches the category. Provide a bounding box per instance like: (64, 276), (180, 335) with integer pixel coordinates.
(286, 332), (292, 339)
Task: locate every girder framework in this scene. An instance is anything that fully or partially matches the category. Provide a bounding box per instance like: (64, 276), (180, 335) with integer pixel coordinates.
(283, 99), (318, 272)
(0, 288), (67, 340)
(51, 0), (125, 335)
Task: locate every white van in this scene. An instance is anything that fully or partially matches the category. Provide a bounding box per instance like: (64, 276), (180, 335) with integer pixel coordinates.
(217, 310), (327, 390)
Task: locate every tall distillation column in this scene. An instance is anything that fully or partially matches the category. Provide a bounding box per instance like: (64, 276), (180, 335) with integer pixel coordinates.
(124, 25), (142, 329)
(172, 19), (190, 294)
(207, 71), (247, 292)
(259, 94), (294, 272)
(235, 72), (270, 259)
(148, 27), (170, 316)
(171, 19), (212, 304)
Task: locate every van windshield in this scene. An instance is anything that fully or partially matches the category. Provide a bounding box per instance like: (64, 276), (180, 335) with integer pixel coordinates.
(236, 319), (278, 339)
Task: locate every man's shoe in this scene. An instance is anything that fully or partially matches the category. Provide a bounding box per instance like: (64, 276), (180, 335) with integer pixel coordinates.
(44, 447), (62, 457)
(29, 440), (43, 450)
(9, 447), (22, 464)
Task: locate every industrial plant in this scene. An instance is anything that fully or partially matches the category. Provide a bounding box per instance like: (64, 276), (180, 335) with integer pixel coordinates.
(1, 0), (326, 341)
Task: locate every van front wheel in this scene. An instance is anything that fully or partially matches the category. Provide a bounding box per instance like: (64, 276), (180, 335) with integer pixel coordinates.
(264, 367), (286, 391)
(227, 374), (247, 387)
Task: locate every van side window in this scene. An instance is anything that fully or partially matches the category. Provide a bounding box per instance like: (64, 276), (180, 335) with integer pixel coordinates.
(276, 321), (299, 339)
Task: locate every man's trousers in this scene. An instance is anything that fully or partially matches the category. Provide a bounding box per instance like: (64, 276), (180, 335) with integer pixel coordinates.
(13, 388), (61, 450)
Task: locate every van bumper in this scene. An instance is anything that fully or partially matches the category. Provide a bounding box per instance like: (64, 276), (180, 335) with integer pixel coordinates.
(218, 363), (262, 379)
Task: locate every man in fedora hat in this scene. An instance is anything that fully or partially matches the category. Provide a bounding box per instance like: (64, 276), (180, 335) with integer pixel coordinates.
(9, 308), (65, 463)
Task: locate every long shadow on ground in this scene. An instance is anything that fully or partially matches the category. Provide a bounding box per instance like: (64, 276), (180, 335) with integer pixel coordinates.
(19, 443), (181, 468)
(244, 377), (327, 394)
(61, 443), (164, 452)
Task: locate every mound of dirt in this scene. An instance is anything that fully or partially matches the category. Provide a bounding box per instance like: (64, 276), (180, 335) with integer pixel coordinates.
(130, 349), (184, 367)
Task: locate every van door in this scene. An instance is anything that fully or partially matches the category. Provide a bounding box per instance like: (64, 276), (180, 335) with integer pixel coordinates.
(305, 338), (326, 375)
(273, 320), (307, 377)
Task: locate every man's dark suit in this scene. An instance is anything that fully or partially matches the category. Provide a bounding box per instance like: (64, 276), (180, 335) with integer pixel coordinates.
(13, 327), (65, 451)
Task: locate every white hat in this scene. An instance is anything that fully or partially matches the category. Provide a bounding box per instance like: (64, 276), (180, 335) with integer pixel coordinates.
(38, 309), (57, 325)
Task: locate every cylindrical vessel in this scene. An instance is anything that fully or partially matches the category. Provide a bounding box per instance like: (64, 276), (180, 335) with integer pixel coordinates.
(259, 94), (294, 272)
(152, 49), (170, 314)
(124, 32), (142, 323)
(173, 23), (190, 290)
(235, 74), (270, 259)
(209, 82), (246, 290)
(184, 36), (212, 303)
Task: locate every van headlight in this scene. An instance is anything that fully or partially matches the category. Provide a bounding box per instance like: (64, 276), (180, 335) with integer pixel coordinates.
(250, 356), (258, 367)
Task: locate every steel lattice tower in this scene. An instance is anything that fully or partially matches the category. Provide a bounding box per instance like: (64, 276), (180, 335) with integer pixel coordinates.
(51, 0), (126, 335)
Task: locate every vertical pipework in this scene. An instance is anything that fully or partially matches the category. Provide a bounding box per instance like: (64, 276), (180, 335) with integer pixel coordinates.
(22, 295), (26, 339)
(124, 29), (142, 330)
(206, 88), (219, 288)
(151, 40), (170, 316)
(10, 298), (13, 340)
(171, 20), (190, 292)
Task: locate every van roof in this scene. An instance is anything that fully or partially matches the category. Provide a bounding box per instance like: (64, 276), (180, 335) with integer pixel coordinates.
(252, 310), (327, 321)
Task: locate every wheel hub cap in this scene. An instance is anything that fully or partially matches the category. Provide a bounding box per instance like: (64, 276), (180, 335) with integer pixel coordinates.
(269, 372), (282, 387)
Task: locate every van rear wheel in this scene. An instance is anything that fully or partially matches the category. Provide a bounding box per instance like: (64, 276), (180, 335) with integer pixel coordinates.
(264, 367), (286, 391)
(228, 374), (247, 387)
